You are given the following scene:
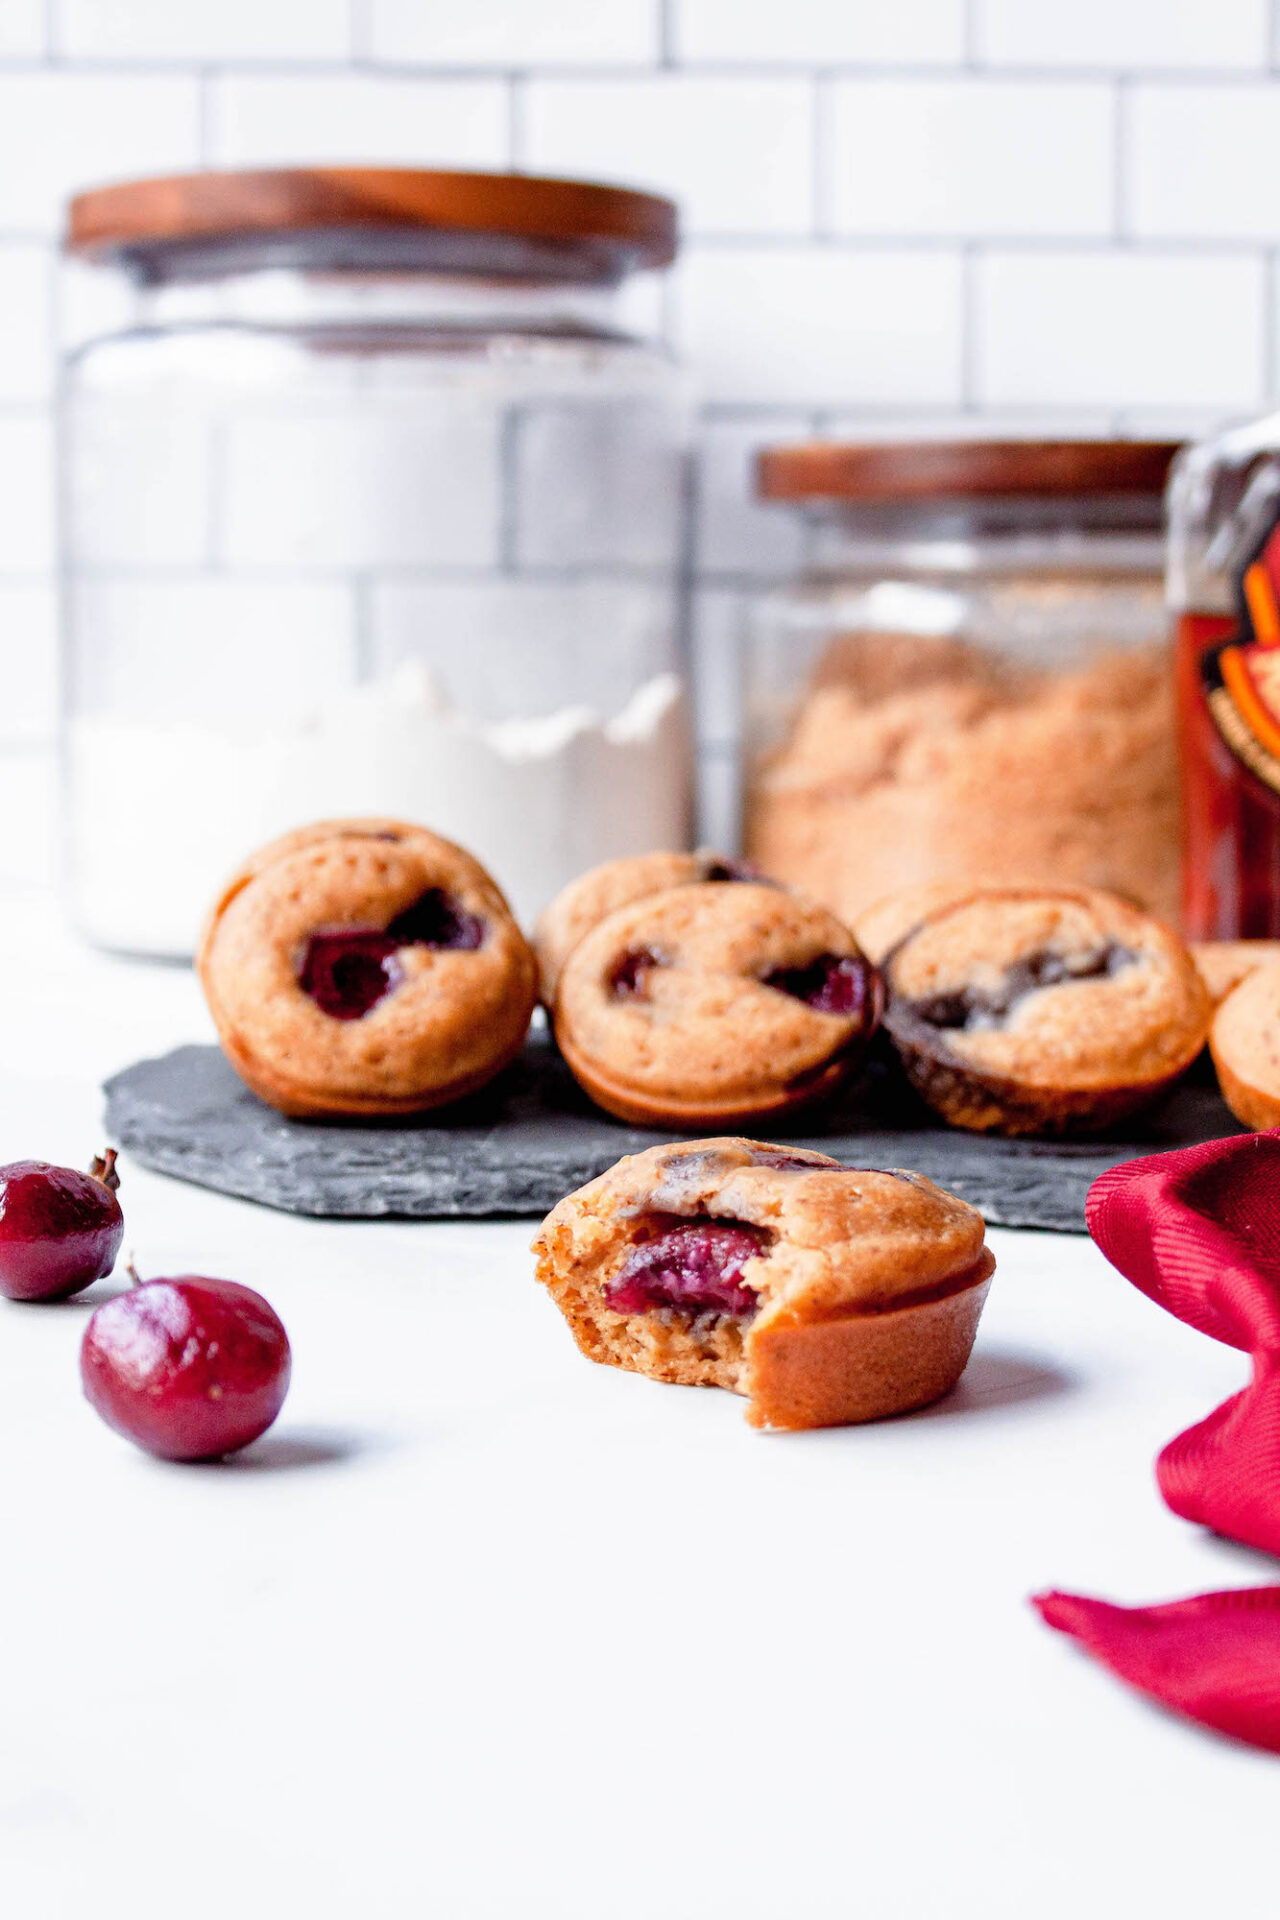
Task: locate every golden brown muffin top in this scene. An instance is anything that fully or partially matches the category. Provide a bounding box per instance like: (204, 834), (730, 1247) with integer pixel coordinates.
(553, 882), (877, 1116)
(199, 816), (536, 1111)
(883, 886), (1209, 1092)
(533, 848), (760, 1002)
(1192, 940), (1280, 1008)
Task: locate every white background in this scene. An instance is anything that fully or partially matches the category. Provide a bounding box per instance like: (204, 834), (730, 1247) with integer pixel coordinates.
(4, 0), (1280, 887)
(1, 889), (1277, 1919)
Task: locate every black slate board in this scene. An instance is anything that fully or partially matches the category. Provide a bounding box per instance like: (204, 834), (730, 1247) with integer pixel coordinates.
(103, 1035), (1245, 1233)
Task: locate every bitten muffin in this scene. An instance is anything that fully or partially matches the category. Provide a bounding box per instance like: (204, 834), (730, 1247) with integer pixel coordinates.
(553, 882), (881, 1128)
(198, 817), (537, 1118)
(1210, 960), (1280, 1128)
(1192, 941), (1280, 1008)
(534, 848), (764, 1003)
(881, 886), (1210, 1136)
(532, 1137), (995, 1430)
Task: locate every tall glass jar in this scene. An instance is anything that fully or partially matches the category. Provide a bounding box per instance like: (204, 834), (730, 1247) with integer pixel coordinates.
(742, 440), (1180, 930)
(60, 168), (692, 957)
(1168, 413), (1280, 938)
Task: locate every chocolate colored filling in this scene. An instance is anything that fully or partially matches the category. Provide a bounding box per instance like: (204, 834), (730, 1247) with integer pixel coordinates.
(604, 1216), (768, 1318)
(903, 941), (1137, 1033)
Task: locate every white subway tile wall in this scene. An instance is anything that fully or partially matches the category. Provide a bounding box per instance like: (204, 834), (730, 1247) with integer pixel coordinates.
(371, 0), (659, 67)
(56, 0), (353, 63)
(208, 76), (510, 168)
(0, 0), (1276, 888)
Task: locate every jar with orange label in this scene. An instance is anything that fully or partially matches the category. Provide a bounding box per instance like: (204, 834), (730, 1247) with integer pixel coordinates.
(1169, 418), (1280, 937)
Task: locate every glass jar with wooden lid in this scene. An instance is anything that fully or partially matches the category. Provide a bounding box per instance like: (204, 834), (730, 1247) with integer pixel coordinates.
(60, 167), (691, 956)
(742, 438), (1181, 932)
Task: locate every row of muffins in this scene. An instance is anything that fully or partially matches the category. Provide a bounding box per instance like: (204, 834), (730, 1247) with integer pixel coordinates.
(190, 820), (1000, 1435)
(196, 822), (878, 1124)
(196, 813), (1268, 1138)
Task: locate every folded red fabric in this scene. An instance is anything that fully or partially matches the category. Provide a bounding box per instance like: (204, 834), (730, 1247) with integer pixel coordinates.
(1034, 1131), (1280, 1752)
(1034, 1588), (1280, 1753)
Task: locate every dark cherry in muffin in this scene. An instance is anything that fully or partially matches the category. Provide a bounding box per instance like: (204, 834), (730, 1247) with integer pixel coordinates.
(198, 818), (537, 1118)
(553, 881), (881, 1128)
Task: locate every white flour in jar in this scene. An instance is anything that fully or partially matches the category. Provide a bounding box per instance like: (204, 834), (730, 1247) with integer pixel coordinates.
(68, 663), (690, 956)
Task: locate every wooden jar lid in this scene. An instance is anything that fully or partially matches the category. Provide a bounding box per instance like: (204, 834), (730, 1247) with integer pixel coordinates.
(757, 439), (1182, 502)
(66, 166), (678, 271)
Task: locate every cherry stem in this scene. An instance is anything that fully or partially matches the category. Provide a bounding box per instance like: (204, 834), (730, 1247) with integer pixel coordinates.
(124, 1255), (143, 1288)
(89, 1147), (120, 1193)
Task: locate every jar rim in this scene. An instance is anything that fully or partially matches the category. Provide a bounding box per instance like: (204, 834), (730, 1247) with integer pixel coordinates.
(756, 438), (1181, 504)
(65, 166), (678, 279)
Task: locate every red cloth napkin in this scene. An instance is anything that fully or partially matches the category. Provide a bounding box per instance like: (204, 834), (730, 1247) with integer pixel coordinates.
(1033, 1131), (1280, 1752)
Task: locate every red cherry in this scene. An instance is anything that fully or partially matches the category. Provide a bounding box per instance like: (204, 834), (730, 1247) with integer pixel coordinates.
(81, 1276), (291, 1462)
(0, 1152), (124, 1302)
(764, 952), (876, 1016)
(604, 1220), (766, 1318)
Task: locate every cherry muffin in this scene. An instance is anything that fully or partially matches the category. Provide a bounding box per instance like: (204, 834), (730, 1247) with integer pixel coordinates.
(199, 817), (537, 1118)
(533, 1137), (995, 1430)
(881, 886), (1210, 1136)
(1210, 960), (1280, 1128)
(552, 882), (881, 1128)
(1192, 941), (1280, 1009)
(534, 848), (763, 1003)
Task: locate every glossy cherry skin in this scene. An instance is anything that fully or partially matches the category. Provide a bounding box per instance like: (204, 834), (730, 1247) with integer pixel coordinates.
(0, 1161), (124, 1302)
(81, 1277), (291, 1462)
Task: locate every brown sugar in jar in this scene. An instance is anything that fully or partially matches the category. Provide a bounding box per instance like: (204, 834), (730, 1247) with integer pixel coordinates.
(741, 440), (1182, 930)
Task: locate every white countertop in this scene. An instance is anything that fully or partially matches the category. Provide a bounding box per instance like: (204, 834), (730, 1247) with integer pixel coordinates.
(0, 894), (1274, 1919)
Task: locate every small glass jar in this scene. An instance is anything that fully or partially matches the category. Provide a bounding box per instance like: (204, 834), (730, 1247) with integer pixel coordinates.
(1168, 412), (1280, 938)
(60, 168), (692, 957)
(741, 440), (1180, 930)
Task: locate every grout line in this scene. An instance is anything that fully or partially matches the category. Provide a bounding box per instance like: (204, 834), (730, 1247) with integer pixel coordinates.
(4, 55), (1279, 82)
(1113, 76), (1130, 243)
(352, 572), (374, 679)
(676, 233), (1272, 255)
(204, 419), (226, 572)
(507, 71), (527, 170)
(658, 0), (676, 69)
(963, 0), (981, 68)
(349, 0), (372, 65)
(810, 73), (832, 238)
(497, 406), (523, 573)
(197, 66), (215, 167)
(960, 242), (980, 410)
